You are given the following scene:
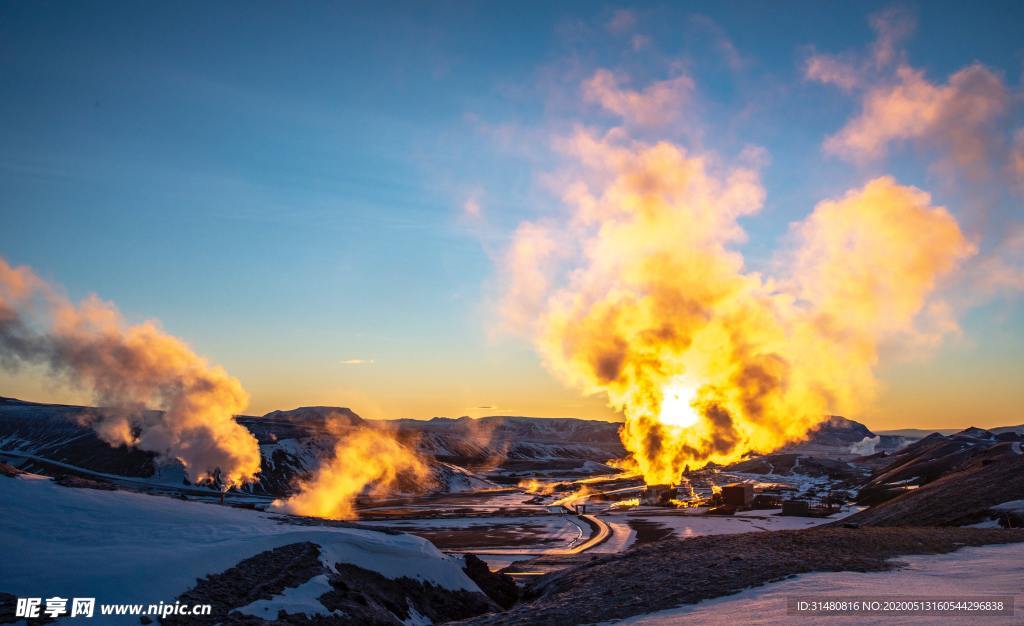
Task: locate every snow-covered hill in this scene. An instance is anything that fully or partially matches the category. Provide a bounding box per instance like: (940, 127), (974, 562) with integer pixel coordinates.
(0, 473), (497, 623)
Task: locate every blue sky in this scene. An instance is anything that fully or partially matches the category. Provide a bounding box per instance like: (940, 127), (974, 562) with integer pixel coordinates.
(1, 1), (1022, 427)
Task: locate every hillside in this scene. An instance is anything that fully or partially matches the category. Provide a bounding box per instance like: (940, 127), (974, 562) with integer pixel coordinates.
(0, 472), (501, 624)
(844, 439), (1024, 527)
(455, 527), (1024, 625)
(855, 426), (1024, 506)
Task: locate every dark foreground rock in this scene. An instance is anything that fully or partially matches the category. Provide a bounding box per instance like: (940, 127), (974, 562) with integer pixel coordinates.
(164, 542), (500, 625)
(461, 554), (518, 609)
(454, 526), (1024, 625)
(165, 542), (325, 625)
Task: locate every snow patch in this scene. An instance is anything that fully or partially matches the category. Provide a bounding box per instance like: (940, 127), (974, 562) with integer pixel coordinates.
(236, 574), (339, 618)
(403, 603), (432, 626)
(615, 543), (1024, 625)
(991, 499), (1024, 514)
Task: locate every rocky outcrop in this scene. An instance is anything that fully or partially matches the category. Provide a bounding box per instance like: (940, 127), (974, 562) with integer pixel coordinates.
(166, 542), (501, 625)
(461, 554), (518, 609)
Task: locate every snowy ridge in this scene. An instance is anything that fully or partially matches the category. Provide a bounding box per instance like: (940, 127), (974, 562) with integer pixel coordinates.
(0, 474), (481, 622)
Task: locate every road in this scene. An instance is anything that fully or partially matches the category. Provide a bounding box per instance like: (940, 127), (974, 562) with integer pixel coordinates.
(452, 513), (612, 557)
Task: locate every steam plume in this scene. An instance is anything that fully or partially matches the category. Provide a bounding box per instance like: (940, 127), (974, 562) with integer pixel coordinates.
(500, 109), (972, 485)
(0, 257), (261, 487)
(272, 424), (430, 520)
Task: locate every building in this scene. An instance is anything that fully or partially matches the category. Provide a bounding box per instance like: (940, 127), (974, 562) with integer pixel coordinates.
(781, 497), (840, 517)
(752, 493), (783, 509)
(641, 484), (676, 505)
(781, 499), (810, 516)
(721, 483), (754, 507)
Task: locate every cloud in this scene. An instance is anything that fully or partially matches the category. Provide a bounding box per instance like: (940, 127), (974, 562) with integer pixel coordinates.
(631, 34), (650, 51)
(463, 196), (482, 218)
(1010, 129), (1024, 189)
(804, 54), (860, 91)
(967, 224), (1024, 295)
(806, 9), (1015, 183)
(869, 7), (915, 68)
(497, 220), (558, 333)
(340, 358), (375, 365)
(802, 6), (913, 91)
(582, 69), (694, 128)
(606, 9), (636, 34)
(689, 15), (746, 71)
(824, 64), (1010, 178)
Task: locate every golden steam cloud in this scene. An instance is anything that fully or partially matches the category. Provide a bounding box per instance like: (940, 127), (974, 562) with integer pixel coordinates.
(501, 116), (973, 485)
(273, 424), (430, 520)
(0, 257), (261, 487)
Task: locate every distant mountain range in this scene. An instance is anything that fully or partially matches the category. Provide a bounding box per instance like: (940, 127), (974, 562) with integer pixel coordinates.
(847, 425), (1024, 526)
(877, 425), (1024, 439)
(0, 397), (490, 498)
(380, 415), (627, 480)
(4, 394), (1019, 497)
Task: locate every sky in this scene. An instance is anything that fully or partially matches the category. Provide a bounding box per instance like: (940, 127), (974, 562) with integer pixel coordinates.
(1, 1), (1022, 429)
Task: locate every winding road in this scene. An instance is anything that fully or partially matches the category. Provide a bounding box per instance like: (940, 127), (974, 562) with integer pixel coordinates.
(451, 513), (612, 557)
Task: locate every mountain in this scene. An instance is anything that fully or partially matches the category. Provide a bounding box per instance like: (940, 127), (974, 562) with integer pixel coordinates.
(0, 397), (492, 498)
(382, 415), (627, 479)
(843, 439), (1024, 526)
(0, 396), (899, 491)
(800, 415), (875, 446)
(256, 406), (366, 429)
(876, 424), (1024, 439)
(855, 426), (1024, 507)
(783, 415), (905, 454)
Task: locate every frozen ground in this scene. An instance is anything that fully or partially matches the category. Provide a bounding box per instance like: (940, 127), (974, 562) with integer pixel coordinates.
(597, 507), (861, 548)
(361, 515), (586, 550)
(0, 475), (480, 622)
(617, 542), (1024, 625)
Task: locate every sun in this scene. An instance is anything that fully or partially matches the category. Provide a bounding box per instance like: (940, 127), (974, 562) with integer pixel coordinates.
(658, 376), (701, 429)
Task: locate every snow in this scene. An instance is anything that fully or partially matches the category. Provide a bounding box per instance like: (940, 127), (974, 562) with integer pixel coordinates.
(403, 604), (432, 626)
(0, 475), (480, 622)
(716, 470), (833, 497)
(615, 543), (1024, 625)
(588, 520), (637, 553)
(607, 507), (861, 539)
(992, 499), (1024, 514)
(236, 574), (339, 619)
(966, 519), (1003, 529)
